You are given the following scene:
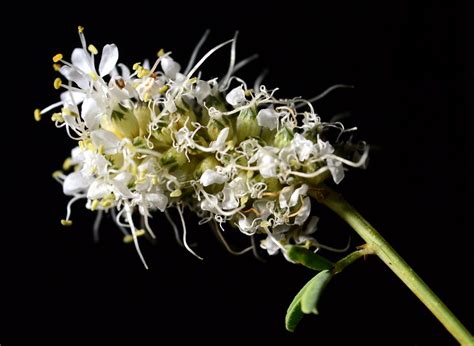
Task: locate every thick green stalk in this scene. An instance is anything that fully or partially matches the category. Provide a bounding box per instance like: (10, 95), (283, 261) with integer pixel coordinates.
(309, 187), (473, 345)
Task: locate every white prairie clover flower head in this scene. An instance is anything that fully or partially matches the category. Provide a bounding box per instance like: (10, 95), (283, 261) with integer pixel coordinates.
(37, 27), (368, 268)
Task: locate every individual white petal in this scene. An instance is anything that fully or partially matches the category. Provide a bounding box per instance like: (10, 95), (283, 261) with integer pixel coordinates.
(200, 169), (228, 186)
(195, 80), (211, 104)
(228, 176), (247, 196)
(118, 63), (131, 79)
(60, 65), (89, 90)
(260, 236), (279, 255)
(91, 129), (120, 154)
(164, 98), (177, 113)
(257, 108), (279, 130)
(143, 59), (151, 70)
(209, 127), (229, 151)
(81, 97), (101, 130)
(161, 56), (181, 79)
(237, 216), (256, 235)
(60, 90), (85, 105)
(71, 48), (92, 74)
(292, 133), (314, 161)
(279, 186), (294, 209)
(146, 192), (168, 212)
(225, 86), (246, 106)
(70, 147), (84, 165)
(259, 153), (278, 178)
(260, 232), (285, 256)
(304, 216), (319, 236)
(327, 158), (345, 184)
(63, 172), (92, 196)
(221, 186), (239, 210)
(201, 195), (219, 213)
(294, 197), (311, 225)
(289, 184), (308, 207)
(254, 200), (273, 220)
(81, 152), (109, 177)
(99, 44), (119, 77)
(87, 180), (113, 200)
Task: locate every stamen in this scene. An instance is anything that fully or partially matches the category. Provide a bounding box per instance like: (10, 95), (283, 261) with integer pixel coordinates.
(52, 53), (63, 63)
(34, 109), (41, 122)
(53, 78), (62, 90)
(88, 44), (98, 55)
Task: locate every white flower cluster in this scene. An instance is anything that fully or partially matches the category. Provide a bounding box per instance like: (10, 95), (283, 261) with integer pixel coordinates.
(37, 27), (367, 267)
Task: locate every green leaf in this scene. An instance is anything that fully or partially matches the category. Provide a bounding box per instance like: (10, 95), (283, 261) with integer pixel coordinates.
(301, 270), (333, 314)
(285, 245), (334, 271)
(285, 276), (314, 332)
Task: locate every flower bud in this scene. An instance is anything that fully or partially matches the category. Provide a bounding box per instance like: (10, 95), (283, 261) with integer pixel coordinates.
(160, 147), (187, 171)
(274, 127), (294, 148)
(101, 104), (139, 139)
(134, 104), (152, 136)
(236, 106), (260, 142)
(194, 156), (220, 179)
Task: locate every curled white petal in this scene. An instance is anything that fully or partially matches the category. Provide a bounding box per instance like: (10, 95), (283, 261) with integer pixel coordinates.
(257, 108), (279, 130)
(225, 86), (245, 106)
(145, 192), (168, 212)
(294, 196), (311, 225)
(200, 169), (228, 186)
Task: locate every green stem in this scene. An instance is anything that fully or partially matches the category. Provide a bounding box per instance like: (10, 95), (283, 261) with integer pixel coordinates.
(332, 245), (373, 274)
(309, 187), (473, 345)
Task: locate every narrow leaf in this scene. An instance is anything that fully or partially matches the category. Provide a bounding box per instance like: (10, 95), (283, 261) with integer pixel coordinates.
(286, 245), (334, 271)
(301, 269), (333, 314)
(285, 276), (316, 332)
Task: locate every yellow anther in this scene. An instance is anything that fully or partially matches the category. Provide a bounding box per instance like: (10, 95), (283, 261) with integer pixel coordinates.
(62, 158), (72, 170)
(91, 199), (99, 211)
(78, 140), (85, 150)
(53, 63), (61, 71)
(137, 68), (149, 78)
(240, 195), (249, 205)
(61, 219), (73, 226)
(143, 92), (151, 102)
(34, 109), (41, 122)
(51, 112), (64, 122)
(53, 77), (62, 90)
(133, 62), (141, 71)
(170, 189), (182, 198)
(97, 144), (104, 155)
(52, 170), (63, 178)
(53, 53), (63, 63)
(88, 44), (98, 55)
(78, 25), (84, 33)
(101, 200), (112, 208)
(88, 71), (98, 81)
(157, 49), (165, 57)
(244, 89), (253, 97)
(260, 220), (271, 228)
(123, 229), (146, 243)
(158, 85), (169, 94)
(151, 175), (158, 185)
(188, 77), (198, 84)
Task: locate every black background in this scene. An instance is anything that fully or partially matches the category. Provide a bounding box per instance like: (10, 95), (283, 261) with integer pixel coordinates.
(3, 1), (473, 345)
